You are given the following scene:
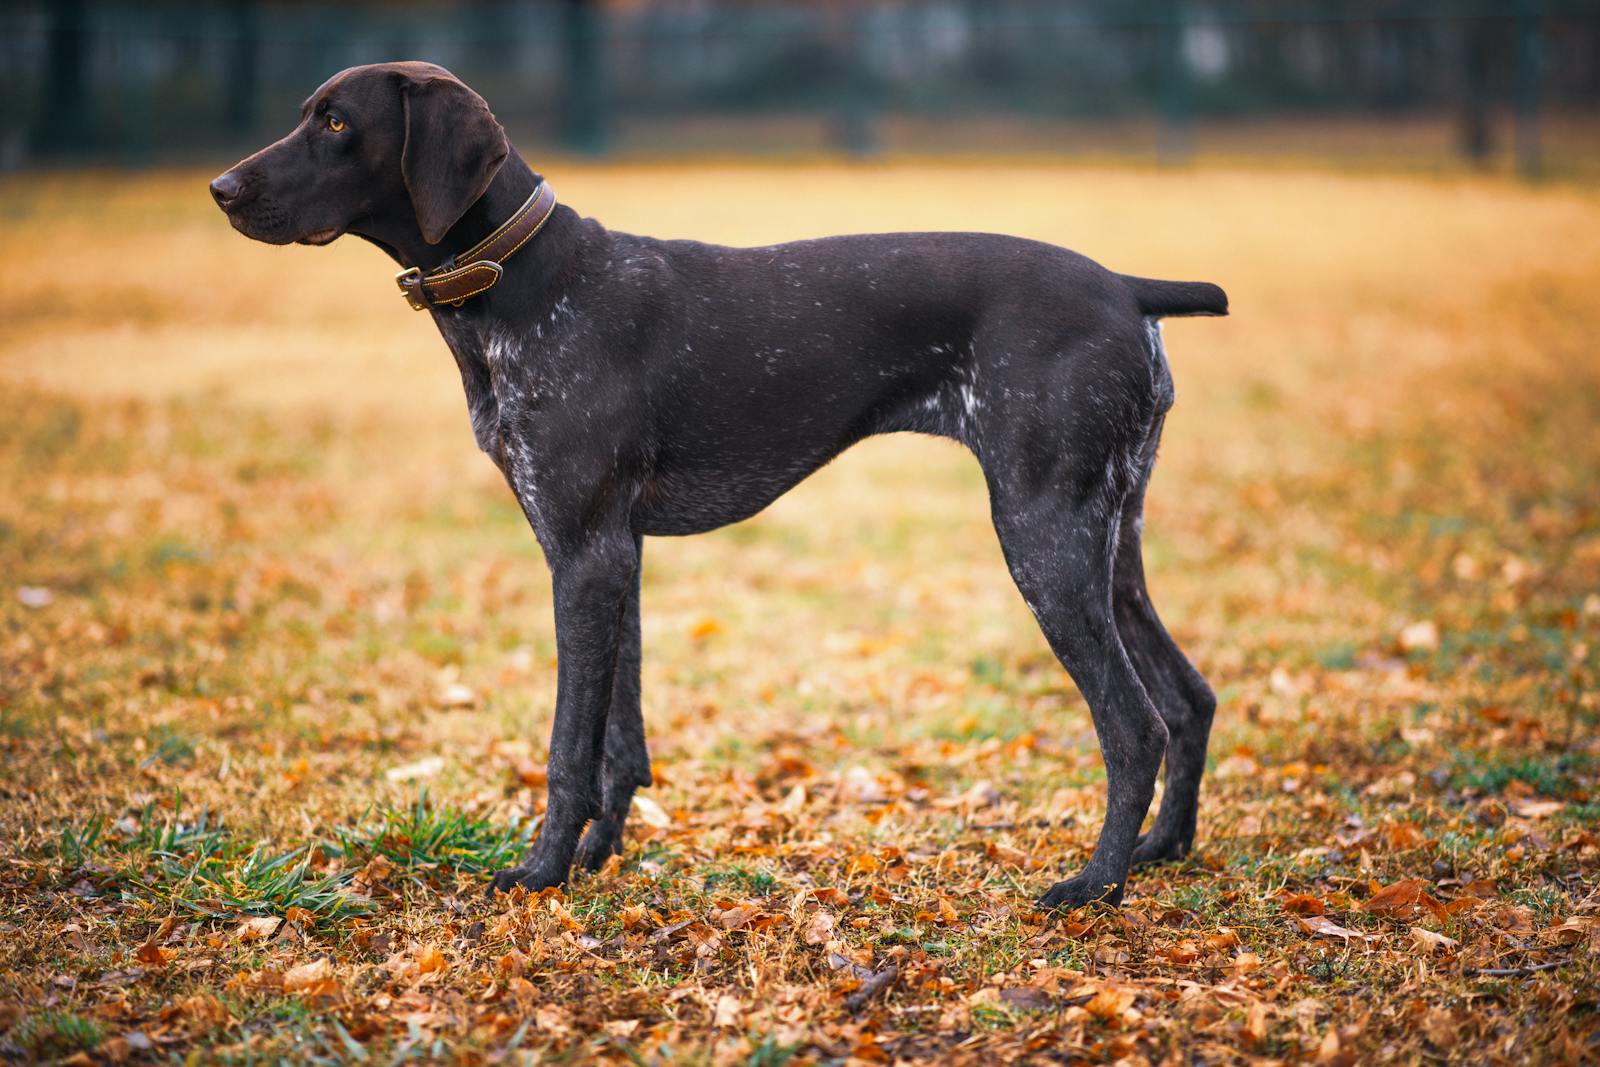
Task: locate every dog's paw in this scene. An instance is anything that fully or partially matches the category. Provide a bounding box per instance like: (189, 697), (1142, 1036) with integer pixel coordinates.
(1130, 831), (1192, 868)
(573, 816), (624, 872)
(1036, 873), (1126, 912)
(486, 862), (567, 897)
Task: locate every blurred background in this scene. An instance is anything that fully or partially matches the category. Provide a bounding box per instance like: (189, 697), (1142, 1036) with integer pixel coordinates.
(3, 0), (1599, 176)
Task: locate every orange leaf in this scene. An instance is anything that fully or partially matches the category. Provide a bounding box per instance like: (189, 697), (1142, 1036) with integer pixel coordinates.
(1164, 941), (1201, 964)
(1085, 985), (1136, 1021)
(688, 617), (723, 640)
(134, 940), (174, 968)
(283, 956), (334, 993)
(1205, 928), (1242, 952)
(177, 994), (232, 1029)
(1281, 893), (1326, 916)
(847, 853), (880, 876)
(1360, 878), (1445, 920)
(810, 887), (850, 908)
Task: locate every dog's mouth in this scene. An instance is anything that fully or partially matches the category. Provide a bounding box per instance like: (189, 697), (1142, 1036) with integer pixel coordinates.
(296, 227), (344, 246)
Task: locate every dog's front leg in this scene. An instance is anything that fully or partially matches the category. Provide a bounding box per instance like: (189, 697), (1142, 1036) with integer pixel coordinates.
(490, 529), (639, 894)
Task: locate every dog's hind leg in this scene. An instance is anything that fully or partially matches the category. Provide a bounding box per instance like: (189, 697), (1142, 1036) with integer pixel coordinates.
(988, 472), (1168, 910)
(575, 535), (653, 871)
(1113, 418), (1217, 867)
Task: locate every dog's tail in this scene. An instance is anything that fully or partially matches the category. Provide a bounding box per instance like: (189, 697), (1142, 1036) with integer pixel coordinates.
(1120, 275), (1229, 318)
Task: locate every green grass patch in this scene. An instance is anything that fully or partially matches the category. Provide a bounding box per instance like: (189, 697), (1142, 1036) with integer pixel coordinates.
(331, 791), (532, 876)
(132, 837), (368, 923)
(12, 1011), (104, 1058)
(1454, 752), (1594, 797)
(701, 863), (782, 896)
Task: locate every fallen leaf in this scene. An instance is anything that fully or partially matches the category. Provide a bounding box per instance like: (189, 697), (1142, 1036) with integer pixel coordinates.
(1398, 620), (1440, 652)
(1360, 878), (1445, 920)
(713, 992), (742, 1028)
(804, 910), (836, 945)
(283, 956), (335, 994)
(435, 682), (477, 709)
(1282, 893), (1326, 916)
(810, 887), (850, 908)
(1245, 1001), (1269, 1045)
(1215, 754), (1260, 779)
(1163, 940), (1201, 964)
(1205, 928), (1242, 952)
(134, 940), (174, 968)
(1509, 799), (1564, 819)
(778, 784), (806, 814)
(386, 756), (444, 782)
(632, 794), (671, 828)
(1297, 915), (1383, 944)
(1545, 916), (1600, 947)
(841, 766), (887, 804)
(534, 1005), (571, 1037)
(177, 994), (232, 1028)
(1409, 926), (1460, 953)
(282, 957), (329, 989)
(1000, 986), (1054, 1011)
(1084, 985), (1136, 1021)
(235, 916), (281, 943)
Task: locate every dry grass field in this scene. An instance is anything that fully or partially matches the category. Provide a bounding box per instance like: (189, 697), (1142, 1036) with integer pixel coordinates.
(1, 161), (1597, 1064)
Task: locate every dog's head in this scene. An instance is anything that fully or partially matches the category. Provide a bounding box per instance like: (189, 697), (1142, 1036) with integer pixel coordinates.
(210, 61), (509, 248)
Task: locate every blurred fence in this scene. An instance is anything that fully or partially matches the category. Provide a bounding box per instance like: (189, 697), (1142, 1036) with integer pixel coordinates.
(2, 0), (1598, 175)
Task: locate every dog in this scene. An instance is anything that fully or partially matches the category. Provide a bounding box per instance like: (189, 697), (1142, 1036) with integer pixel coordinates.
(212, 61), (1226, 910)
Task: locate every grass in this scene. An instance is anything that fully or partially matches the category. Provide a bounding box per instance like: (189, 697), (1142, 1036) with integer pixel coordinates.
(46, 791), (537, 933)
(332, 791), (534, 876)
(10, 1012), (104, 1060)
(0, 159), (1597, 1063)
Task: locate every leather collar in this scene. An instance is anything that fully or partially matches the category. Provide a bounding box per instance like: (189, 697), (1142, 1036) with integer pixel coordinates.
(395, 181), (557, 310)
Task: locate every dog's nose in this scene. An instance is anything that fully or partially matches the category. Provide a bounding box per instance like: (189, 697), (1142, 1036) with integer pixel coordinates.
(209, 171), (242, 208)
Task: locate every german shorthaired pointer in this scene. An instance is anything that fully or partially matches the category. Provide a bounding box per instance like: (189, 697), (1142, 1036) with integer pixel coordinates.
(212, 61), (1226, 910)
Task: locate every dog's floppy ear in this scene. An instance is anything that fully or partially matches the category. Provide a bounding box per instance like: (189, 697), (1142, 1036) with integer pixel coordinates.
(399, 70), (510, 246)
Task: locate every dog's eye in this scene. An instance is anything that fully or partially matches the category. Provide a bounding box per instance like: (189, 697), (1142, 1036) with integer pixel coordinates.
(326, 116), (346, 133)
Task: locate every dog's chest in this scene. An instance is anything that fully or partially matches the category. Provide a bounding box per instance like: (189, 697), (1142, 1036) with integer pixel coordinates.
(433, 317), (507, 458)
(435, 317), (581, 520)
(437, 319), (559, 449)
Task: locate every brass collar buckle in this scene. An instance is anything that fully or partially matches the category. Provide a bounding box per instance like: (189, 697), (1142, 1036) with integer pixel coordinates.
(395, 266), (428, 310)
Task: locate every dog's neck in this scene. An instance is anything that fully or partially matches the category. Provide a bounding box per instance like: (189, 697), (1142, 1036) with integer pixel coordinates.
(362, 150), (588, 460)
(357, 150), (572, 282)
